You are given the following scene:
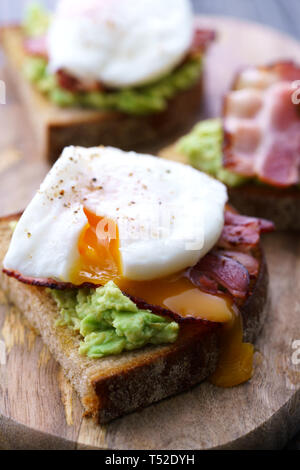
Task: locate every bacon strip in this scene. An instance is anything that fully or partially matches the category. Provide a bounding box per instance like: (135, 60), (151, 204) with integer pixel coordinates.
(183, 211), (273, 300)
(224, 211), (275, 233)
(189, 28), (216, 56)
(187, 252), (250, 299)
(23, 36), (48, 59)
(2, 267), (220, 325)
(56, 70), (104, 93)
(219, 223), (261, 249)
(187, 271), (219, 293)
(217, 250), (259, 278)
(126, 295), (220, 326)
(219, 213), (274, 250)
(223, 61), (300, 187)
(1, 268), (96, 290)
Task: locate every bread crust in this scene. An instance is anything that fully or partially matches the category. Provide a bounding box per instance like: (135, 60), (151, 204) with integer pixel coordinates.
(240, 250), (269, 344)
(0, 215), (269, 423)
(228, 186), (300, 231)
(1, 26), (203, 164)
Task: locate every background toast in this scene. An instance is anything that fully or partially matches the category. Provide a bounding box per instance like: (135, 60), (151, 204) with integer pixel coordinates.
(1, 26), (203, 164)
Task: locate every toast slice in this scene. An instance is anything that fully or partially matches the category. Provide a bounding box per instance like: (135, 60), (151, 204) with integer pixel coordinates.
(1, 27), (203, 164)
(160, 144), (300, 231)
(0, 214), (269, 423)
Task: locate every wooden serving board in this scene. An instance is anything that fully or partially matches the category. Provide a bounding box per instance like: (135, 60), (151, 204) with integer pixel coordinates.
(0, 16), (300, 450)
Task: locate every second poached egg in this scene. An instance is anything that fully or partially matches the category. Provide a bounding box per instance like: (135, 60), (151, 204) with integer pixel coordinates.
(47, 0), (194, 88)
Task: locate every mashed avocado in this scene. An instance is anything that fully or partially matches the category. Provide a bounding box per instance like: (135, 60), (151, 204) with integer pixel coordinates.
(176, 119), (249, 187)
(23, 2), (50, 37)
(50, 281), (179, 359)
(23, 4), (203, 115)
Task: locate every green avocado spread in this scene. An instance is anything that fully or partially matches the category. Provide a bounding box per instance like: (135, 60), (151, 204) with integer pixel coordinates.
(50, 281), (179, 359)
(176, 118), (250, 187)
(23, 4), (203, 115)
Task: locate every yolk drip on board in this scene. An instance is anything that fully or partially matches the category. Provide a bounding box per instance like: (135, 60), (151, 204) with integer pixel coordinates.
(72, 209), (254, 386)
(209, 311), (254, 387)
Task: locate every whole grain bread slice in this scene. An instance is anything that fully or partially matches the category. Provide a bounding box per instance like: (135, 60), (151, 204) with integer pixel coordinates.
(1, 26), (203, 164)
(0, 214), (268, 423)
(160, 144), (300, 231)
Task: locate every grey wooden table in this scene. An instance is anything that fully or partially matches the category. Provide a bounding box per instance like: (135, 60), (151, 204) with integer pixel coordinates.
(0, 0), (300, 450)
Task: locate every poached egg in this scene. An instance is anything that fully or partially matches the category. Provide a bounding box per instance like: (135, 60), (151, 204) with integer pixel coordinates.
(47, 0), (194, 88)
(4, 147), (229, 321)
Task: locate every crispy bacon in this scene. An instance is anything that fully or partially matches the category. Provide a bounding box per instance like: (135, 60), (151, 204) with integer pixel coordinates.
(126, 295), (220, 326)
(187, 271), (219, 293)
(56, 70), (104, 93)
(189, 28), (216, 56)
(268, 61), (300, 82)
(217, 250), (259, 278)
(223, 61), (300, 188)
(1, 268), (98, 291)
(219, 223), (261, 249)
(23, 36), (48, 58)
(224, 211), (275, 234)
(187, 252), (250, 299)
(219, 212), (274, 249)
(1, 267), (219, 325)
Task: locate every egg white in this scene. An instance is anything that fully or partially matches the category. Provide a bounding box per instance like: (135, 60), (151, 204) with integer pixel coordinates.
(47, 0), (194, 88)
(3, 147), (228, 283)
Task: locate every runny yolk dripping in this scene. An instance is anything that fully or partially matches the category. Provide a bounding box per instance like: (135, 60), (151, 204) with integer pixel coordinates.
(72, 209), (254, 387)
(209, 313), (254, 387)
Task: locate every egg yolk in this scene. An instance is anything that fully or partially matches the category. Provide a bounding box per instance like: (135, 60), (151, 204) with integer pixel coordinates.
(73, 208), (122, 285)
(71, 209), (233, 323)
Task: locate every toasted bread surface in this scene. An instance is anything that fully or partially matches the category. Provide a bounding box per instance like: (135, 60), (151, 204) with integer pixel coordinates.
(1, 27), (203, 164)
